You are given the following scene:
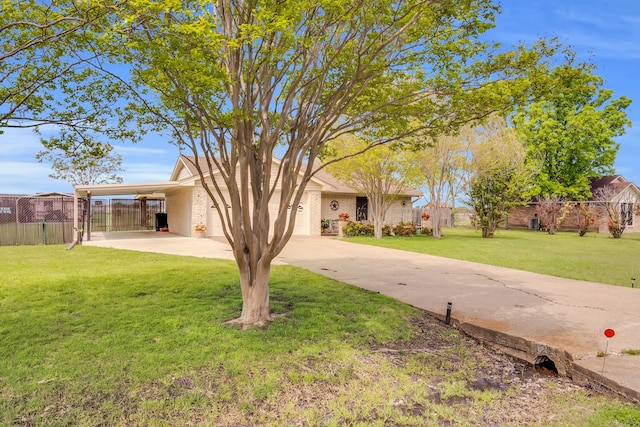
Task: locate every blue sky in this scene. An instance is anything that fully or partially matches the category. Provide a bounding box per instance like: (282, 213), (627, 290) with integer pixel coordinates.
(1, 0), (638, 195)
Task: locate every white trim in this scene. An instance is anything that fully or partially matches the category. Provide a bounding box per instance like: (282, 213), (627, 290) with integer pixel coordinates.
(74, 181), (183, 197)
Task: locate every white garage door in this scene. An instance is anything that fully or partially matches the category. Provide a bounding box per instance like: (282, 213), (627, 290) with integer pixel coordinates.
(268, 200), (307, 235)
(206, 203), (224, 236)
(207, 196), (308, 236)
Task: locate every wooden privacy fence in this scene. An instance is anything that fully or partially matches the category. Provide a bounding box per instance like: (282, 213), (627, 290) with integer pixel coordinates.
(412, 207), (455, 227)
(0, 195), (76, 246)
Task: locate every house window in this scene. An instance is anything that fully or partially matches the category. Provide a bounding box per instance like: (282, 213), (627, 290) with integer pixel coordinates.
(621, 203), (634, 226)
(356, 197), (368, 221)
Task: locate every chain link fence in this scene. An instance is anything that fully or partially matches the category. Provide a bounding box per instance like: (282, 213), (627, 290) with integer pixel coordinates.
(1, 195), (167, 245)
(0, 195), (77, 246)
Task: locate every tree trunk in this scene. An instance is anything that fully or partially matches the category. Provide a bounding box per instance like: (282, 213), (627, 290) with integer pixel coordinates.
(373, 209), (385, 239)
(547, 213), (557, 235)
(232, 258), (272, 327)
(431, 208), (442, 239)
(482, 226), (494, 238)
(374, 223), (383, 239)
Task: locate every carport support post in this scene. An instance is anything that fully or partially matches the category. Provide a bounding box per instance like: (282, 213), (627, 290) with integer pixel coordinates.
(86, 191), (91, 241)
(73, 191), (78, 241)
(141, 198), (147, 229)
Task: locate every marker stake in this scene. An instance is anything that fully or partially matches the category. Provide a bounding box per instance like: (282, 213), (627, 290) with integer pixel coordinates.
(601, 328), (615, 375)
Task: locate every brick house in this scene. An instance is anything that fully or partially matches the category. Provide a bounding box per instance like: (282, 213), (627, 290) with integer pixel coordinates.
(506, 175), (640, 234)
(74, 155), (420, 238)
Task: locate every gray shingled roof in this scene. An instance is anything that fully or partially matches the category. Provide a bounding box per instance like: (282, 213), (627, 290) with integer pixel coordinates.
(176, 155), (422, 197)
(588, 175), (632, 200)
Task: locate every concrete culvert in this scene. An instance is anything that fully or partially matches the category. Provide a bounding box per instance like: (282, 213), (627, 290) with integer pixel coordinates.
(534, 355), (558, 375)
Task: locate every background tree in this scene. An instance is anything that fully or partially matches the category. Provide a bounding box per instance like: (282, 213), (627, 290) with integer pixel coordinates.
(26, 0), (584, 326)
(36, 135), (124, 186)
(514, 68), (631, 200)
(577, 202), (595, 237)
(465, 116), (530, 238)
(325, 135), (421, 239)
(535, 197), (574, 235)
(415, 128), (470, 239)
(593, 186), (633, 238)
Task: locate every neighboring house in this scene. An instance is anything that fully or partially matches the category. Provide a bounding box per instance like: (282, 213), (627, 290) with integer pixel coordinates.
(74, 155), (421, 238)
(506, 175), (640, 233)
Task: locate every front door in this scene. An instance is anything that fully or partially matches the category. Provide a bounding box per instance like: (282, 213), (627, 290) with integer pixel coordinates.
(356, 197), (368, 221)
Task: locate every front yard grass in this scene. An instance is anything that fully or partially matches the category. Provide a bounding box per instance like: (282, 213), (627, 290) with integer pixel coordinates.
(1, 245), (639, 425)
(347, 228), (640, 287)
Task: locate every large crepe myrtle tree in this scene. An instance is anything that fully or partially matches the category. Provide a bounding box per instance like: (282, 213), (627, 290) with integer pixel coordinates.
(69, 0), (583, 326)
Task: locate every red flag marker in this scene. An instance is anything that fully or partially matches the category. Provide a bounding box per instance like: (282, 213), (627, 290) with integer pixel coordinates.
(602, 328), (615, 375)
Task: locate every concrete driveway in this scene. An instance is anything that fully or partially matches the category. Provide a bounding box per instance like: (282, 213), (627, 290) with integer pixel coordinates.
(83, 232), (640, 402)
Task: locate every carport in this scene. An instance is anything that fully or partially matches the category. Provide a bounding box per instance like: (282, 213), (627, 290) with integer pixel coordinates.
(73, 181), (183, 243)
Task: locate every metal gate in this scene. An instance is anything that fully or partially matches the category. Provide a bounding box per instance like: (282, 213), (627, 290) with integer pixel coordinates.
(90, 198), (165, 232)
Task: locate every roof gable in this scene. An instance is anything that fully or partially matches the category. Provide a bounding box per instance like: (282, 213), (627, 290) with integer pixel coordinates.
(588, 175), (638, 200)
(169, 155), (421, 197)
(170, 155), (201, 181)
(312, 165), (422, 197)
(169, 155), (328, 189)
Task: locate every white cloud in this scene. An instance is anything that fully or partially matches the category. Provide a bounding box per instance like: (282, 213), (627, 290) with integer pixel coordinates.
(621, 15), (640, 25)
(558, 30), (640, 60)
(0, 161), (73, 195)
(0, 126), (180, 192)
(113, 145), (170, 156)
(119, 161), (175, 183)
(493, 2), (640, 60)
(554, 8), (607, 28)
(0, 129), (71, 194)
(0, 128), (43, 158)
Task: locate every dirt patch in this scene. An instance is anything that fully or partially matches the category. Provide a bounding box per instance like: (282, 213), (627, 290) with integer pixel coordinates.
(368, 312), (618, 425)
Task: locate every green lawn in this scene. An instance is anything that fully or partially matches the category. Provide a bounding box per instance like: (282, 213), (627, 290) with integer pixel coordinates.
(1, 245), (638, 426)
(347, 228), (640, 287)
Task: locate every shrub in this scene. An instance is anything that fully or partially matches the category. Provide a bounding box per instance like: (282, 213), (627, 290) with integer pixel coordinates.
(343, 221), (421, 237)
(578, 204), (595, 237)
(343, 221), (374, 237)
(392, 221), (417, 236)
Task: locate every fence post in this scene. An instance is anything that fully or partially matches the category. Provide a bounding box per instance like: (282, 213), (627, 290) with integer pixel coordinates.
(42, 220), (47, 245)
